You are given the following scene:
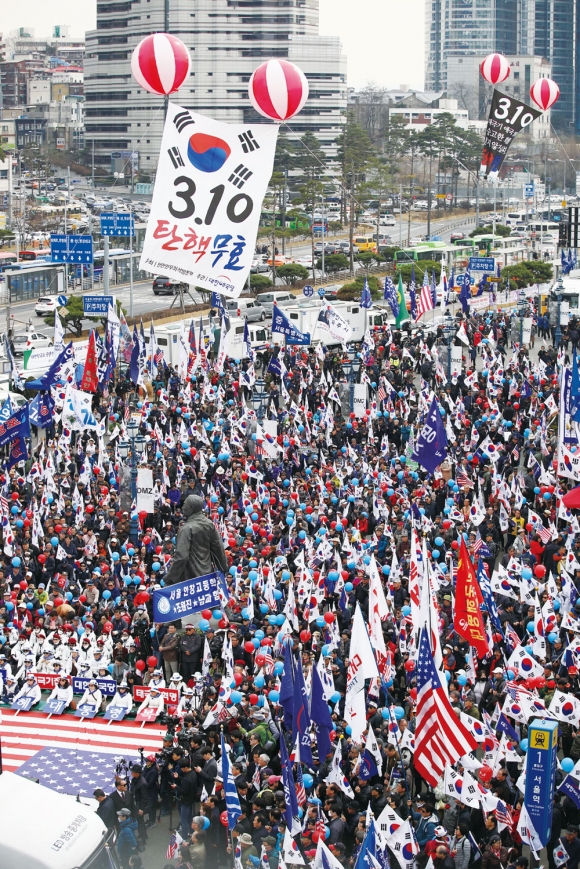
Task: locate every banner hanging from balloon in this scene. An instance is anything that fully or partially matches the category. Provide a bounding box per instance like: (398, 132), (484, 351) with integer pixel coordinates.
(140, 103), (278, 298)
(480, 90), (542, 180)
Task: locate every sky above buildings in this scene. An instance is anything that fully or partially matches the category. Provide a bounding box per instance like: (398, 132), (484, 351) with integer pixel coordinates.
(0, 0), (426, 90)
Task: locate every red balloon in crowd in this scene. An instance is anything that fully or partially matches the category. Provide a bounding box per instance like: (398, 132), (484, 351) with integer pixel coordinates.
(131, 33), (191, 96)
(135, 660), (146, 672)
(479, 765), (493, 783)
(147, 656), (158, 668)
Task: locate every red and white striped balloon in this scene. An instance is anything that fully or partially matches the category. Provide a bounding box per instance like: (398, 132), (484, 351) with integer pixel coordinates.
(530, 77), (560, 111)
(131, 33), (191, 96)
(248, 59), (309, 122)
(480, 53), (511, 85)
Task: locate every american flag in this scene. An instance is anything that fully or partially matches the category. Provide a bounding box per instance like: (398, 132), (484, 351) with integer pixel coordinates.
(495, 800), (515, 832)
(535, 523), (553, 544)
(416, 272), (435, 320)
(315, 803), (327, 838)
(166, 830), (183, 859)
(377, 382), (387, 404)
(511, 446), (520, 462)
(414, 628), (478, 786)
(456, 468), (474, 488)
(504, 623), (522, 653)
(505, 682), (533, 702)
(295, 762), (307, 806)
(2, 709), (165, 787)
(472, 531), (492, 558)
(154, 347), (164, 367)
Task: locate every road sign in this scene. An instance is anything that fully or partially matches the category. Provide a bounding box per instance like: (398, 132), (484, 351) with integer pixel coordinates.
(486, 276), (501, 282)
(83, 295), (115, 315)
(525, 719), (558, 846)
(100, 211), (135, 237)
(318, 288), (326, 298)
(50, 234), (93, 264)
(525, 183), (535, 197)
(59, 307), (69, 316)
(57, 294), (68, 307)
(303, 284), (314, 298)
(469, 256), (495, 273)
(436, 194), (446, 200)
(445, 193), (453, 201)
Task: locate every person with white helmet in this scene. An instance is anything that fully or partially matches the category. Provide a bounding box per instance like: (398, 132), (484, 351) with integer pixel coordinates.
(2, 673), (18, 704)
(0, 653), (11, 680)
(169, 672), (184, 696)
(14, 673), (42, 706)
(148, 668), (166, 690)
(136, 685), (165, 718)
(177, 685), (196, 716)
(109, 681), (134, 714)
(15, 654), (36, 683)
(47, 672), (74, 709)
(78, 679), (103, 714)
(36, 650), (55, 673)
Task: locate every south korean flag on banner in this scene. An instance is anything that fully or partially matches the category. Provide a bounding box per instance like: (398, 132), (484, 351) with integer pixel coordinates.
(140, 103), (278, 299)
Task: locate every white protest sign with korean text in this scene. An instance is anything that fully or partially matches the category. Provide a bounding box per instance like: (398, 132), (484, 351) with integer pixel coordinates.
(140, 103), (278, 299)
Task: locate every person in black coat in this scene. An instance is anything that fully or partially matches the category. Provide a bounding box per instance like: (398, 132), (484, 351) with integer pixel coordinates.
(94, 789), (117, 831)
(130, 766), (150, 844)
(109, 780), (137, 830)
(142, 756), (160, 827)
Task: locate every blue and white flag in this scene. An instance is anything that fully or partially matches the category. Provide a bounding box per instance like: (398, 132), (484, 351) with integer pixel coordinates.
(411, 396), (448, 474)
(383, 275), (399, 318)
(26, 342), (74, 391)
(0, 397), (12, 422)
(272, 304), (310, 345)
(221, 732), (242, 830)
(243, 319), (255, 362)
(0, 403), (30, 447)
(360, 278), (372, 309)
(29, 392), (55, 429)
(280, 733), (301, 835)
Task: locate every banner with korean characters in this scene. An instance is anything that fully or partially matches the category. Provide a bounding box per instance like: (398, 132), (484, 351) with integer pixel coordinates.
(140, 103), (278, 299)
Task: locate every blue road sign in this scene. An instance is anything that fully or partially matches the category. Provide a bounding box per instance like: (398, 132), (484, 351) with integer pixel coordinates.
(469, 257), (495, 273)
(525, 718), (558, 846)
(318, 287), (326, 298)
(525, 183), (535, 196)
(303, 284), (314, 297)
(50, 234), (93, 264)
(100, 211), (135, 237)
(83, 295), (115, 315)
(57, 295), (68, 307)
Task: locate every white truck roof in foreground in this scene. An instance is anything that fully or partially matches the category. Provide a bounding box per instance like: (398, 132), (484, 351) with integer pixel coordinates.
(0, 773), (111, 869)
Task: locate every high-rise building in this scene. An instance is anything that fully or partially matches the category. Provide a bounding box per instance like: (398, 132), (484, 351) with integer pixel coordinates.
(425, 0), (575, 129)
(84, 0), (346, 175)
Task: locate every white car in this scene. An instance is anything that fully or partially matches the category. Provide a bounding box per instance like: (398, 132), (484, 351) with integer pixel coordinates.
(12, 331), (53, 357)
(35, 296), (60, 316)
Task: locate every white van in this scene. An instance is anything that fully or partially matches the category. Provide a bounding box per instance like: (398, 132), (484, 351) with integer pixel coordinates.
(255, 290), (296, 316)
(505, 210), (528, 227)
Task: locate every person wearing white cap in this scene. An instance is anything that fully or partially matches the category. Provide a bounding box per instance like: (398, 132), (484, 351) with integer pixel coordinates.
(109, 682), (134, 714)
(136, 685), (165, 717)
(78, 679), (103, 713)
(14, 674), (42, 706)
(170, 672), (184, 696)
(48, 672), (74, 709)
(148, 668), (166, 690)
(177, 685), (195, 716)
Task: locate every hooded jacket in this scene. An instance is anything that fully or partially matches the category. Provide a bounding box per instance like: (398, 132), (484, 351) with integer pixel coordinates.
(164, 495), (228, 585)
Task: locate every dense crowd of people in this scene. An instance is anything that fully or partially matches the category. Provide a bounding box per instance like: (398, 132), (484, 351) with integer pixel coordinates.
(1, 299), (579, 869)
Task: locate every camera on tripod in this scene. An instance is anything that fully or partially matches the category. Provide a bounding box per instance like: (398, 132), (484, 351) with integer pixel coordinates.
(159, 713), (180, 732)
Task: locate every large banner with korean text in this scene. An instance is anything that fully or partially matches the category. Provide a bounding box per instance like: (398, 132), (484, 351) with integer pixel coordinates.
(140, 104), (278, 298)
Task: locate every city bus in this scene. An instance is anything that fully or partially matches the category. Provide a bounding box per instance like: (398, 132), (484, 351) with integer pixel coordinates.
(394, 241), (447, 265)
(19, 248), (52, 262)
(0, 252), (19, 271)
(526, 220), (560, 244)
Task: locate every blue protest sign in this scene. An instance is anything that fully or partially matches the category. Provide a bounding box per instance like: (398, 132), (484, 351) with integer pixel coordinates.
(271, 306), (310, 346)
(525, 718), (558, 846)
(72, 676), (117, 696)
(100, 212), (135, 237)
(83, 295), (115, 316)
(75, 703), (98, 719)
(411, 396), (448, 475)
(12, 696), (35, 711)
(0, 404), (30, 447)
(469, 257), (495, 273)
(153, 570), (228, 623)
(44, 698), (67, 715)
(104, 705), (128, 721)
(303, 285), (314, 298)
(50, 234), (94, 264)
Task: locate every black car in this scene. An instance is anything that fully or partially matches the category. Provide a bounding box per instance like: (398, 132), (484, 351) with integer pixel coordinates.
(152, 276), (189, 295)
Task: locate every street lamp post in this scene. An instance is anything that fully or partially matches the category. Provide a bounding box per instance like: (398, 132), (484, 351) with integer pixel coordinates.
(443, 310), (455, 378)
(118, 418), (146, 544)
(554, 275), (564, 348)
(518, 289), (526, 346)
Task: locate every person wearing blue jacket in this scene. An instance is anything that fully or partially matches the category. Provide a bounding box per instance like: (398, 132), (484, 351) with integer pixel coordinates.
(116, 809), (138, 868)
(411, 802), (440, 849)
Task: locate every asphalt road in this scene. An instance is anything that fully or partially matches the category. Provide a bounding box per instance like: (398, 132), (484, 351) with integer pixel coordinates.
(8, 213), (476, 330)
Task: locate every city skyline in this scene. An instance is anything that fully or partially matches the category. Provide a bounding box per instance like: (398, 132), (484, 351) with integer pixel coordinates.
(0, 0), (426, 91)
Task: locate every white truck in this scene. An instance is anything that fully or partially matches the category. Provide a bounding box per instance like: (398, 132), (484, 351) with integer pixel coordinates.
(271, 298), (389, 347)
(142, 315), (269, 365)
(0, 773), (118, 869)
